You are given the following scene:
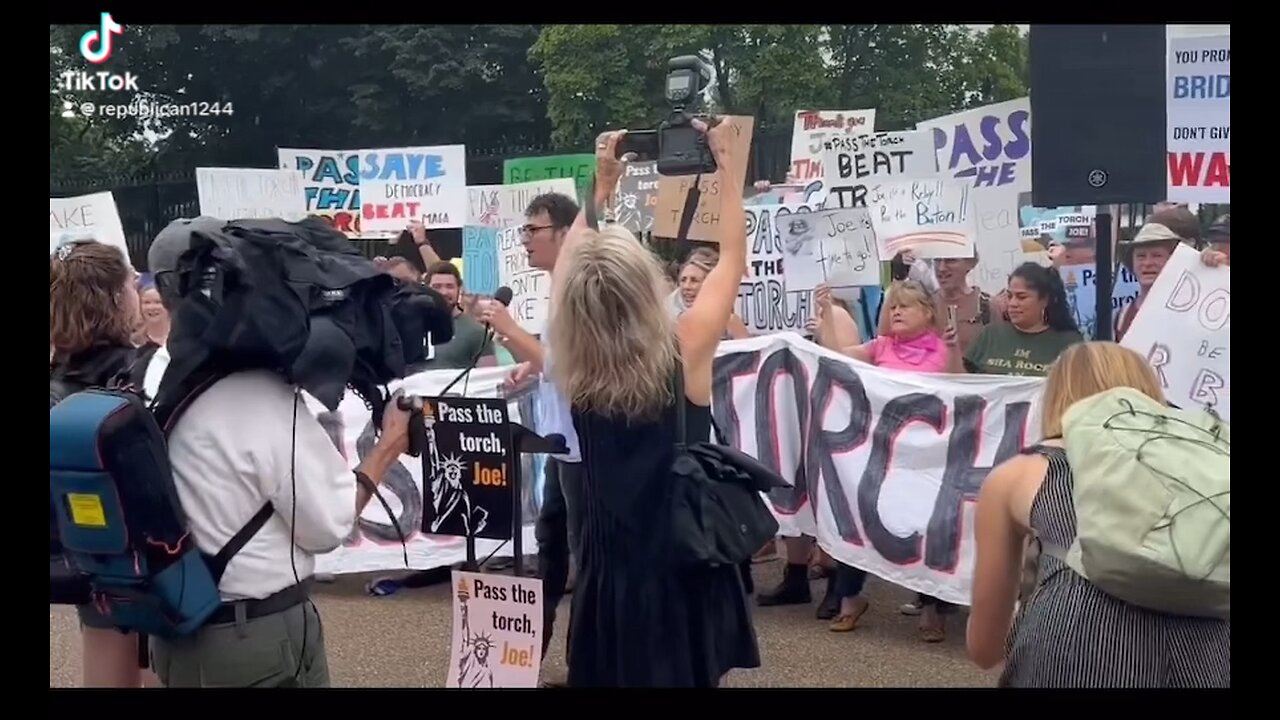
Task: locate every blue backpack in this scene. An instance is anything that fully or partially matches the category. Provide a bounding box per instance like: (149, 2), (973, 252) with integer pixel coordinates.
(49, 372), (274, 638)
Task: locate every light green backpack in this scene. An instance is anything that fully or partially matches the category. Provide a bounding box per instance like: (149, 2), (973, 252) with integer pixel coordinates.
(1050, 387), (1230, 620)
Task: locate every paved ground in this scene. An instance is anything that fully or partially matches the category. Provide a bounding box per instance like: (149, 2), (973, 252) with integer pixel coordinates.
(49, 560), (998, 688)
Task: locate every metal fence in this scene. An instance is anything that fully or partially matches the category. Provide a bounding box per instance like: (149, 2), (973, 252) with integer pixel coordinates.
(50, 130), (796, 271)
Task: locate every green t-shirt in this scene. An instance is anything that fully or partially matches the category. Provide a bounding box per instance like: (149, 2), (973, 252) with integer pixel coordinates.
(964, 324), (1083, 378)
(422, 314), (494, 371)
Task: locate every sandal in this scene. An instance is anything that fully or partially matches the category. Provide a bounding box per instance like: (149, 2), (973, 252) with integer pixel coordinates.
(828, 598), (870, 632)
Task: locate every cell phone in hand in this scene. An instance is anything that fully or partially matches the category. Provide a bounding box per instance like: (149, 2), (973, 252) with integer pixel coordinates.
(947, 304), (958, 332)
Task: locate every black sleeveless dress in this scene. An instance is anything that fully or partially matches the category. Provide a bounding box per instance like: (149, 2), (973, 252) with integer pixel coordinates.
(566, 391), (762, 687)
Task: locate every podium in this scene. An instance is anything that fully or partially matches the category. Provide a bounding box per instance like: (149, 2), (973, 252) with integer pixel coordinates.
(485, 423), (569, 577)
(410, 392), (569, 579)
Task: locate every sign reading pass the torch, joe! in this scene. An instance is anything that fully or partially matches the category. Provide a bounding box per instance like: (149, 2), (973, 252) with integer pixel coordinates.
(419, 397), (514, 541)
(447, 571), (543, 688)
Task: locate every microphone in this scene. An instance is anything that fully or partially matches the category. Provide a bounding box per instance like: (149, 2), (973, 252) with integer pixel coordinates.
(438, 286), (513, 398)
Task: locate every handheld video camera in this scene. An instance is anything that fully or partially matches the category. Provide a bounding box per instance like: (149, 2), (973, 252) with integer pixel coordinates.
(618, 55), (719, 177)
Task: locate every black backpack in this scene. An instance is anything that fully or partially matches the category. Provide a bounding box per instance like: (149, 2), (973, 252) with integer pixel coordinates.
(667, 369), (785, 567)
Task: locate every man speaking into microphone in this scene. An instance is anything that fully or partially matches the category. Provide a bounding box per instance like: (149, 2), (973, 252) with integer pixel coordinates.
(420, 261), (496, 370)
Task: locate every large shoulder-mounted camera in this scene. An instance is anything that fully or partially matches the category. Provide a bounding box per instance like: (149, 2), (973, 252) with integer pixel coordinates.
(618, 55), (719, 177)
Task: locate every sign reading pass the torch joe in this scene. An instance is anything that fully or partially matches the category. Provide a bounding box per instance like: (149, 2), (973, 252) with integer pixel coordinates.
(419, 397), (514, 541)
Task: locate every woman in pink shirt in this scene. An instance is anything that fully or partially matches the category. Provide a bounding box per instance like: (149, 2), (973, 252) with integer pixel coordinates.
(815, 280), (955, 635)
(838, 280), (952, 372)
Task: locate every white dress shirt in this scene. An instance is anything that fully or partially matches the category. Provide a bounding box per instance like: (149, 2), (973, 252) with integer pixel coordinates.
(536, 349), (581, 463)
(166, 370), (356, 600)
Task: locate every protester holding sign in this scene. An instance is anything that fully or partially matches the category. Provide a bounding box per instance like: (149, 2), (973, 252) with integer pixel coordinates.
(549, 123), (760, 688)
(1114, 207), (1201, 342)
(969, 342), (1230, 687)
(816, 279), (957, 639)
(952, 263), (1082, 378)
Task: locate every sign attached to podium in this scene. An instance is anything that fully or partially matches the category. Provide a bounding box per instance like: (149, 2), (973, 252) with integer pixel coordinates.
(419, 397), (514, 541)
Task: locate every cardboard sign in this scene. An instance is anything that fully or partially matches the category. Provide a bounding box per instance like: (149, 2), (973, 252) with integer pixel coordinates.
(653, 116), (755, 243)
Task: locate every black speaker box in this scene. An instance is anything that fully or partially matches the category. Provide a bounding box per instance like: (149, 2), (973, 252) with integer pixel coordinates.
(1030, 24), (1168, 206)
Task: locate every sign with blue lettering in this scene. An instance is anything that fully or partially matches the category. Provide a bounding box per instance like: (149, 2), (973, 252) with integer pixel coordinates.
(357, 145), (468, 233)
(915, 97), (1032, 194)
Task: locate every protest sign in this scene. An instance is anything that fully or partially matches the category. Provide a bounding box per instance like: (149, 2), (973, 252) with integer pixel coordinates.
(497, 225), (550, 335)
(654, 116), (755, 243)
(358, 145), (467, 233)
(1121, 244), (1230, 420)
(195, 167), (307, 222)
(1166, 35), (1231, 204)
(916, 97), (1031, 193)
(822, 130), (938, 210)
(781, 207), (881, 292)
(504, 154), (594, 203)
(614, 160), (659, 234)
(917, 99), (1033, 292)
(462, 226), (501, 295)
(789, 109), (877, 182)
(315, 335), (1045, 605)
(420, 397), (513, 541)
(1058, 263), (1141, 340)
(277, 148), (364, 236)
(447, 571), (543, 688)
(49, 191), (129, 263)
(741, 202), (816, 334)
(867, 179), (977, 259)
(467, 179), (577, 228)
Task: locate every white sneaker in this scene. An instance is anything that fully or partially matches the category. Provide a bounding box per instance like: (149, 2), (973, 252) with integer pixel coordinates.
(899, 601), (923, 616)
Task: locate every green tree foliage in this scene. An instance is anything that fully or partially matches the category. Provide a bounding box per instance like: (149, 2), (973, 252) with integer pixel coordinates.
(50, 23), (1028, 189)
(50, 24), (551, 189)
(530, 24), (1030, 146)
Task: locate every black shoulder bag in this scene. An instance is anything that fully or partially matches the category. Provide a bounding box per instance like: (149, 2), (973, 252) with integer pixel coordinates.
(667, 369), (785, 568)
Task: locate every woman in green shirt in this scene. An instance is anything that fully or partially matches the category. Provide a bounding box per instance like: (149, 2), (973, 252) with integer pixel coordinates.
(949, 262), (1083, 378)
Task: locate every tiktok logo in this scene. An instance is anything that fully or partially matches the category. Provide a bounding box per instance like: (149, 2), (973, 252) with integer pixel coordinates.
(79, 12), (124, 64)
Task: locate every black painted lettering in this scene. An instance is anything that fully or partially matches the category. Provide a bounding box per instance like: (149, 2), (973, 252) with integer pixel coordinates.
(808, 357), (872, 544)
(753, 349), (811, 515)
(925, 397), (1031, 572)
(711, 351), (761, 450)
(858, 394), (946, 565)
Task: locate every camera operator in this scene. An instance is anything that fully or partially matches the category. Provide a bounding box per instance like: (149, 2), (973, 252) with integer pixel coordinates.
(145, 223), (412, 688)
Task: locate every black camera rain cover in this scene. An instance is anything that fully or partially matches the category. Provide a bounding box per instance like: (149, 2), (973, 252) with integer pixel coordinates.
(156, 218), (404, 413)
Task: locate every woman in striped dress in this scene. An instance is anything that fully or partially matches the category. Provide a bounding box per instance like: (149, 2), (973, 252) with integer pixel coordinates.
(968, 342), (1229, 687)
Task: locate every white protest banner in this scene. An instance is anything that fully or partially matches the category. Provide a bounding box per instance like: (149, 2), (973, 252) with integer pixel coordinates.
(789, 109), (877, 182)
(277, 148), (364, 236)
(358, 145), (468, 233)
(497, 225), (550, 335)
(50, 191), (130, 264)
(196, 167), (307, 221)
(712, 333), (1044, 604)
(742, 203), (817, 334)
(309, 366), (540, 575)
(1120, 244), (1230, 420)
(447, 571), (543, 688)
(867, 179), (977, 259)
(1166, 35), (1230, 204)
(781, 207), (881, 292)
(321, 334), (1044, 605)
(467, 179), (576, 228)
(918, 99), (1033, 294)
(822, 130), (938, 210)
